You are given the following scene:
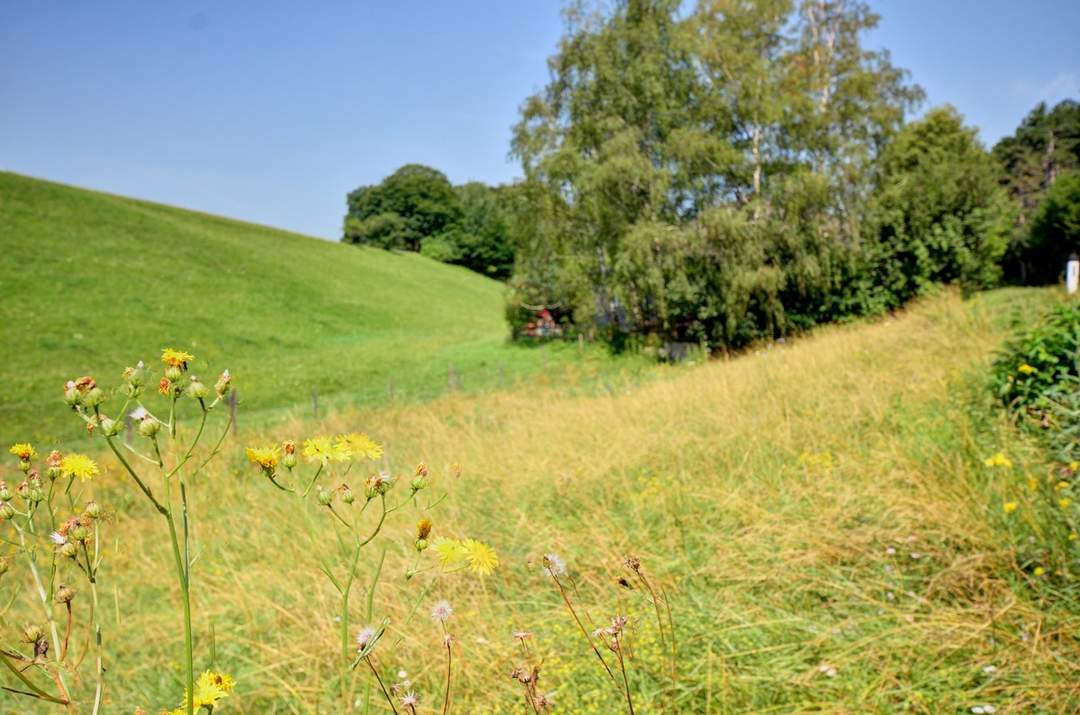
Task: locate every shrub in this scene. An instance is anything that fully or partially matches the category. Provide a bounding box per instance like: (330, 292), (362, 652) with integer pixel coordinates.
(992, 300), (1080, 417)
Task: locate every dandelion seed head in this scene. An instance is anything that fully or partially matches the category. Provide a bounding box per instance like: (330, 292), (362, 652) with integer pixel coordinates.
(431, 600), (453, 623)
(543, 553), (567, 577)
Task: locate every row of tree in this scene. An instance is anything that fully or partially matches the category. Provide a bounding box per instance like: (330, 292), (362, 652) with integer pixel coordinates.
(341, 0), (1078, 353)
(343, 164), (515, 279)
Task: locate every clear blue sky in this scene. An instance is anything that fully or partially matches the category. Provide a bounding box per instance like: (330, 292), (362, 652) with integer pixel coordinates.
(2, 1), (1078, 240)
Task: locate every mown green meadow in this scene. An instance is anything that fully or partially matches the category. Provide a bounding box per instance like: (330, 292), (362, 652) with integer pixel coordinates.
(0, 172), (635, 448)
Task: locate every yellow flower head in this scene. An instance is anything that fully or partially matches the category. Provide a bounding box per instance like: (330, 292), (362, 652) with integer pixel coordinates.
(1060, 498), (1072, 509)
(337, 432), (383, 461)
(417, 518), (433, 541)
(1026, 474), (1038, 492)
(9, 443), (35, 461)
(1003, 501), (1018, 514)
(302, 436), (346, 465)
(245, 446), (280, 470)
(161, 348), (195, 368)
(1034, 566), (1046, 577)
(60, 454), (99, 482)
(984, 452), (1013, 469)
(1057, 480), (1071, 490)
(1018, 363), (1037, 375)
(184, 670), (234, 709)
(462, 538), (498, 577)
(433, 538), (469, 568)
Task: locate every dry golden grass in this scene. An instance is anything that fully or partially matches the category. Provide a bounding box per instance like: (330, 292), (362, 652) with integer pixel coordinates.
(10, 287), (1080, 713)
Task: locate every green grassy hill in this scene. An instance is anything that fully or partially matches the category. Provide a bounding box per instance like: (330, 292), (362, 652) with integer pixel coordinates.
(0, 172), (589, 445)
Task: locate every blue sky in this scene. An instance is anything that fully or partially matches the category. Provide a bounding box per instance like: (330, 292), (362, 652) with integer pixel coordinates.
(2, 1), (1078, 239)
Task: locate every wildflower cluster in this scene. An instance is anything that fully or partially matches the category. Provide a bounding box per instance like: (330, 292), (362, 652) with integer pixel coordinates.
(245, 431), (495, 711)
(0, 443), (108, 709)
(61, 348), (235, 714)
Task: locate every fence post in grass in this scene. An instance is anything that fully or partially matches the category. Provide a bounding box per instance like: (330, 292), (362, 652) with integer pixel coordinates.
(229, 389), (238, 437)
(312, 387), (319, 421)
(1068, 253), (1079, 295)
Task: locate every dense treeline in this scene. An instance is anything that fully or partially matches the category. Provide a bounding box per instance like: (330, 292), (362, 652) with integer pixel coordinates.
(339, 1), (1079, 353)
(343, 164), (515, 279)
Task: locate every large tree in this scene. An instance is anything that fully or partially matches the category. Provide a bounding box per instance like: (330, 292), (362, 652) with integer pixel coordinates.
(508, 0), (921, 348)
(344, 164), (461, 251)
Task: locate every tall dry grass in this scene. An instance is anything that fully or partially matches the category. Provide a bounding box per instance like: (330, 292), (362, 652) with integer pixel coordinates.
(11, 287), (1078, 713)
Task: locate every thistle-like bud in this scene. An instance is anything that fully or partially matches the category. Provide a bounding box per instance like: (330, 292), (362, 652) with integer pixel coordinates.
(63, 382), (80, 406)
(54, 584), (76, 604)
(21, 624), (44, 644)
(410, 477), (426, 493)
(28, 487), (44, 504)
(215, 369), (232, 398)
(101, 417), (123, 437)
(138, 416), (160, 438)
(84, 386), (106, 408)
(164, 365), (183, 382)
(123, 361), (146, 387)
(188, 376), (209, 400)
(59, 542), (78, 559)
(0, 482), (11, 502)
(46, 451), (62, 480)
(84, 500), (102, 520)
(15, 481), (28, 499)
(364, 484), (379, 500)
(317, 488), (334, 506)
(69, 525), (90, 543)
(414, 538), (429, 552)
(0, 501), (15, 520)
(283, 452), (297, 469)
(341, 485), (355, 504)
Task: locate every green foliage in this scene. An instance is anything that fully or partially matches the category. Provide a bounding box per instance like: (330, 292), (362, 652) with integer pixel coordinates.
(865, 106), (1013, 305)
(992, 300), (1080, 414)
(507, 0), (931, 349)
(993, 99), (1080, 282)
(343, 167), (515, 278)
(1023, 172), (1080, 284)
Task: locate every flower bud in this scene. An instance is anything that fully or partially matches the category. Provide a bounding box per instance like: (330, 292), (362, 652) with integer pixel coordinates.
(46, 451), (62, 480)
(364, 484), (379, 500)
(164, 366), (182, 382)
(415, 463), (429, 478)
(341, 485), (355, 504)
(410, 477), (426, 493)
(0, 502), (14, 520)
(414, 538), (429, 552)
(317, 488), (334, 506)
(123, 361), (146, 387)
(0, 482), (10, 501)
(84, 387), (106, 408)
(15, 482), (28, 499)
(215, 369), (232, 397)
(69, 525), (90, 543)
(54, 584), (76, 604)
(28, 488), (44, 504)
(21, 624), (44, 644)
(64, 383), (80, 406)
(188, 377), (209, 400)
(59, 542), (78, 559)
(84, 500), (102, 519)
(283, 452), (297, 469)
(138, 417), (160, 438)
(101, 417), (123, 437)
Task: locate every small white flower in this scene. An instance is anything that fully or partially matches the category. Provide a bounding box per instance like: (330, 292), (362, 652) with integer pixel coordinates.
(543, 553), (567, 577)
(982, 664), (997, 675)
(356, 626), (377, 651)
(910, 552), (923, 559)
(885, 546), (896, 555)
(397, 670), (408, 680)
(431, 600), (453, 623)
(885, 591), (895, 601)
(400, 691), (419, 707)
(50, 531), (67, 546)
(971, 706), (996, 714)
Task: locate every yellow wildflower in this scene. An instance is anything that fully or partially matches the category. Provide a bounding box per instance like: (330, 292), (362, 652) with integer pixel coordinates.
(9, 443), (35, 461)
(1017, 363), (1037, 375)
(1057, 481), (1070, 490)
(1002, 501), (1018, 514)
(1026, 474), (1038, 491)
(184, 670), (234, 709)
(462, 538), (498, 576)
(433, 538), (468, 568)
(1071, 461), (1080, 472)
(60, 454), (99, 482)
(245, 446), (280, 470)
(160, 348), (195, 368)
(984, 452), (1013, 469)
(1034, 566), (1046, 577)
(1070, 532), (1079, 542)
(302, 436), (336, 465)
(1060, 498), (1072, 509)
(337, 432), (383, 461)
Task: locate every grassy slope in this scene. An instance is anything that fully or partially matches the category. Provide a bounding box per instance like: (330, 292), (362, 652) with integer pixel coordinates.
(0, 172), (599, 446)
(14, 287), (1075, 713)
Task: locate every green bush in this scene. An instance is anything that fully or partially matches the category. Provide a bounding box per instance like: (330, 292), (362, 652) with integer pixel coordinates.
(992, 300), (1080, 416)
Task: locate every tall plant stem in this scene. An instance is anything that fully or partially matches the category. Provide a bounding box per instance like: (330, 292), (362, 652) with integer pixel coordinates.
(364, 658), (399, 715)
(14, 525), (69, 699)
(441, 637), (452, 715)
(550, 573), (615, 681)
(613, 635), (635, 715)
(162, 472), (195, 715)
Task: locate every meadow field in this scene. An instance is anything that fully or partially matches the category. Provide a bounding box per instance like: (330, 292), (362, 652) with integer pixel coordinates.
(7, 279), (1077, 713)
(0, 172), (631, 448)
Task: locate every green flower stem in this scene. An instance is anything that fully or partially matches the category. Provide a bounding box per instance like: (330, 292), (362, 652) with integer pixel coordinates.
(13, 523), (66, 695)
(0, 650), (68, 705)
